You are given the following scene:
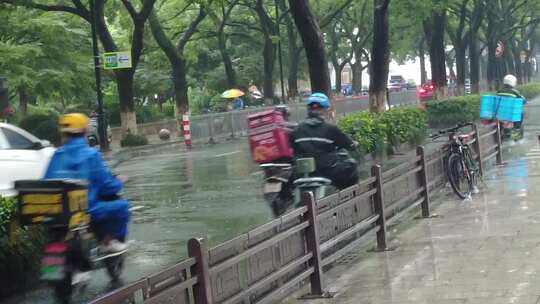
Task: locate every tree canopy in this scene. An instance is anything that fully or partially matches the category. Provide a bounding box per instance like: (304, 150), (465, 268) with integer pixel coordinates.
(1, 0), (539, 126)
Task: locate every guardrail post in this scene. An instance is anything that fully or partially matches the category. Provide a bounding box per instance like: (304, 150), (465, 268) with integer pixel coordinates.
(207, 114), (215, 144)
(188, 238), (213, 304)
(182, 113), (192, 149)
(301, 191), (327, 298)
(495, 122), (504, 165)
(371, 165), (388, 250)
(472, 124), (484, 176)
(416, 146), (431, 218)
(229, 112), (235, 138)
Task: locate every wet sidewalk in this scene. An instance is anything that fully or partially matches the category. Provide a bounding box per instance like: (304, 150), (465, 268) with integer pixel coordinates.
(284, 126), (540, 303)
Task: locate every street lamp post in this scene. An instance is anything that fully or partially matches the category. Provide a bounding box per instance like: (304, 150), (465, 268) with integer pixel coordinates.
(89, 0), (109, 152)
(274, 0), (286, 103)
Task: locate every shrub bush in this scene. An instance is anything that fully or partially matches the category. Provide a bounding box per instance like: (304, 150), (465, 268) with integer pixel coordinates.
(19, 113), (61, 146)
(120, 133), (148, 147)
(338, 108), (427, 155)
(338, 111), (387, 155)
(106, 101), (175, 127)
(516, 82), (540, 99)
(426, 95), (480, 128)
(163, 103), (176, 117)
(27, 104), (61, 117)
(0, 196), (44, 298)
(380, 108), (427, 147)
(0, 196), (16, 236)
(136, 104), (169, 124)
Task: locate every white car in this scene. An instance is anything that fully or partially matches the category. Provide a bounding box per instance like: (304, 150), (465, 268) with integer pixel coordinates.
(0, 122), (55, 197)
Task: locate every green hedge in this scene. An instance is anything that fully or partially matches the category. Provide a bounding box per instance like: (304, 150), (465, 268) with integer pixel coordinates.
(19, 113), (61, 146)
(120, 133), (149, 147)
(0, 196), (44, 298)
(426, 95), (480, 128)
(380, 108), (427, 147)
(338, 108), (428, 154)
(516, 82), (540, 99)
(0, 197), (16, 236)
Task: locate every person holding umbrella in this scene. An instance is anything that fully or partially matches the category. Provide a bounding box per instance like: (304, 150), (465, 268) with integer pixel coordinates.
(221, 89), (245, 111)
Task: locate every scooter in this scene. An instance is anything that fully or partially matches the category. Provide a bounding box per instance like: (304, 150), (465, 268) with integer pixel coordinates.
(260, 162), (295, 217)
(15, 180), (126, 304)
(261, 157), (334, 217)
(87, 117), (112, 147)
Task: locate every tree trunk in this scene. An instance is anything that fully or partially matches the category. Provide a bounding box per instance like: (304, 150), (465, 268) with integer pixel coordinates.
(455, 45), (466, 96)
(419, 39), (427, 84)
(172, 59), (189, 117)
(288, 49), (301, 99)
(148, 8), (207, 121)
(288, 0), (332, 96)
(262, 36), (275, 104)
(18, 86), (28, 118)
(485, 7), (501, 91)
(424, 10), (447, 100)
(281, 0), (300, 99)
(218, 31), (236, 88)
(469, 32), (480, 94)
(369, 0), (391, 112)
(536, 54), (540, 77)
(334, 63), (344, 93)
(157, 96), (163, 112)
(116, 71), (137, 134)
(255, 0), (277, 104)
(510, 41), (523, 84)
(505, 42), (515, 75)
(487, 40), (498, 90)
(352, 62), (363, 94)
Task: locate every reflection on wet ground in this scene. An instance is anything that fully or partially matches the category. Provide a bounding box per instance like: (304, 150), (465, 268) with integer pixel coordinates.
(120, 143), (272, 279)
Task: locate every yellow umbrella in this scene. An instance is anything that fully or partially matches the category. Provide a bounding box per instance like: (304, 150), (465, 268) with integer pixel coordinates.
(221, 89), (245, 99)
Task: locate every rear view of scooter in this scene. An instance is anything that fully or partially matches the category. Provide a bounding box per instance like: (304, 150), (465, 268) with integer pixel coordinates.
(293, 157), (332, 200)
(261, 158), (331, 217)
(260, 162), (295, 217)
(15, 179), (126, 304)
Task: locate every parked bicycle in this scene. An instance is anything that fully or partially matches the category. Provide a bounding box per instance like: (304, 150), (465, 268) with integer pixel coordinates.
(431, 122), (480, 200)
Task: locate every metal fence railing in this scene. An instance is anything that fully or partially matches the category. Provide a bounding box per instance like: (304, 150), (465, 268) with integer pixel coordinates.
(110, 91), (420, 143)
(89, 122), (503, 304)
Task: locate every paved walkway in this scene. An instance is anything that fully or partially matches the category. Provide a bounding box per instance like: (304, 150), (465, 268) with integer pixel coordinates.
(285, 122), (540, 303)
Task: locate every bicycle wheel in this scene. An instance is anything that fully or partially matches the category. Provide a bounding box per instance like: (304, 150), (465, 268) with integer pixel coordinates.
(464, 146), (480, 177)
(446, 153), (473, 199)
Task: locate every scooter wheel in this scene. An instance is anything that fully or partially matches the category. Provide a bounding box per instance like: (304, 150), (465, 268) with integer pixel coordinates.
(105, 256), (124, 283)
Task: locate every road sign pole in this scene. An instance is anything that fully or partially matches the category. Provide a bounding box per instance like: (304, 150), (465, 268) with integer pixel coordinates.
(89, 0), (109, 152)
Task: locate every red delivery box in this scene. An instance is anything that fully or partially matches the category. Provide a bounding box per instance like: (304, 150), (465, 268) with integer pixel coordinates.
(248, 110), (293, 163)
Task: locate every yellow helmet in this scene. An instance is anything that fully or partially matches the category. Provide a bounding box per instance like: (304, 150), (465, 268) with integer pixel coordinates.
(58, 113), (89, 134)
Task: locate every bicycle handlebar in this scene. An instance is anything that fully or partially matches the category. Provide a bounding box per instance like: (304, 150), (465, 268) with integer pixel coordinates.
(429, 122), (474, 140)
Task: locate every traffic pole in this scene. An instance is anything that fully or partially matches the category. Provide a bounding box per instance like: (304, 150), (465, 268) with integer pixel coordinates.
(182, 113), (192, 149)
(89, 0), (109, 152)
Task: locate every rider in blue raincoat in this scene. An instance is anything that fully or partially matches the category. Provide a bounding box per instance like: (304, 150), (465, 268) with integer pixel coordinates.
(44, 113), (129, 253)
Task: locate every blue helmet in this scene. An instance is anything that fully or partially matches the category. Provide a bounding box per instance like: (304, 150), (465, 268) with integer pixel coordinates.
(305, 93), (330, 109)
